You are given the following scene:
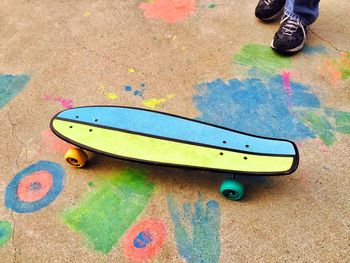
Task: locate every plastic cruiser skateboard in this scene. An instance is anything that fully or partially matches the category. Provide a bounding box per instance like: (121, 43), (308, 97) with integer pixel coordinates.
(50, 106), (299, 200)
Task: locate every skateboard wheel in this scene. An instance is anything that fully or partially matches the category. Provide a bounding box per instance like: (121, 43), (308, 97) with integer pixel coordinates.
(220, 179), (244, 201)
(64, 148), (88, 168)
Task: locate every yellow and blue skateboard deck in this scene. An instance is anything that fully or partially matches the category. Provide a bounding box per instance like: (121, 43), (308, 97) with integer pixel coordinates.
(50, 106), (299, 175)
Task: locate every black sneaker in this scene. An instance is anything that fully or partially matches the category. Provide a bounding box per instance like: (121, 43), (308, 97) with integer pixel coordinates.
(255, 0), (286, 21)
(271, 15), (308, 54)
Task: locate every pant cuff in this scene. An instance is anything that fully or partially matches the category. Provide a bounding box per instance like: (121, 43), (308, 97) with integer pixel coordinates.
(284, 9), (311, 26)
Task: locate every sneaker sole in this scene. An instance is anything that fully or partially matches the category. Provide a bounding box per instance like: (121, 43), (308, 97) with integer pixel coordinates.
(271, 38), (305, 53)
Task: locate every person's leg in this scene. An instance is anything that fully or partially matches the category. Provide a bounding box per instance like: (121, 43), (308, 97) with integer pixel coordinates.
(284, 0), (320, 25)
(272, 0), (320, 54)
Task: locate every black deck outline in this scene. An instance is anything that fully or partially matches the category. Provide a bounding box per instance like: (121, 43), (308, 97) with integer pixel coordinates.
(50, 105), (299, 176)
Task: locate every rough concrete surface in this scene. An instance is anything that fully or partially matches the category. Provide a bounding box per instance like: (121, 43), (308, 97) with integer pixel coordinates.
(0, 0), (349, 262)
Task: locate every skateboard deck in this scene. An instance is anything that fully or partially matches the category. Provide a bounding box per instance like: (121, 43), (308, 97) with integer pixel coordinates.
(50, 106), (299, 175)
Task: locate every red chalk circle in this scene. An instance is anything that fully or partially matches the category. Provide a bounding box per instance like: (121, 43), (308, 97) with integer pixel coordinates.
(123, 218), (167, 262)
(17, 171), (53, 202)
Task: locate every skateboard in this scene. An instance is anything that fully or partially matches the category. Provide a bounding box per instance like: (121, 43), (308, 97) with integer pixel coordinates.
(50, 106), (299, 200)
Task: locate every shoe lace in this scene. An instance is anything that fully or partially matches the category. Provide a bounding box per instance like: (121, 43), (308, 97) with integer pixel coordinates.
(264, 0), (273, 5)
(281, 16), (306, 38)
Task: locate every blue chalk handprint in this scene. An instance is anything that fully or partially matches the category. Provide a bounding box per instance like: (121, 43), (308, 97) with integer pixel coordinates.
(167, 194), (221, 263)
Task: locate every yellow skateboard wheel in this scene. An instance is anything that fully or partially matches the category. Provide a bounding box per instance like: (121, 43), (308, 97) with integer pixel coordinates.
(64, 148), (88, 168)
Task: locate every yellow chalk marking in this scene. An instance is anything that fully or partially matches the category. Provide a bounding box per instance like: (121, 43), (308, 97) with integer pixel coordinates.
(106, 93), (118, 100)
(143, 98), (166, 109)
(143, 94), (175, 109)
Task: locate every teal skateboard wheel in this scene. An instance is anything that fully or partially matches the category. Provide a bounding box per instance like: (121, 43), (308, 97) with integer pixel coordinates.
(220, 178), (244, 200)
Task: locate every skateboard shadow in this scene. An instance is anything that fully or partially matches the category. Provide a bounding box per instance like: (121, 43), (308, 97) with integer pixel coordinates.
(81, 154), (285, 202)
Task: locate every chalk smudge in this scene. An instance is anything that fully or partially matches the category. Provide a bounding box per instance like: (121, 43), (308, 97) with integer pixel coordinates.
(106, 93), (118, 100)
(193, 76), (318, 140)
(297, 108), (350, 146)
(315, 138), (330, 154)
(124, 85), (133, 92)
(325, 52), (350, 80)
(143, 94), (175, 109)
(41, 129), (73, 154)
(99, 83), (119, 101)
(193, 76), (350, 145)
(333, 110), (350, 134)
(123, 219), (167, 262)
(5, 161), (66, 213)
(298, 161), (309, 187)
(134, 231), (152, 248)
(17, 171), (53, 202)
(281, 71), (292, 96)
(0, 74), (30, 109)
(167, 194), (221, 263)
(233, 44), (291, 73)
(44, 95), (74, 108)
(63, 168), (154, 253)
(124, 84), (146, 99)
(323, 60), (342, 83)
(140, 0), (195, 23)
(302, 45), (328, 54)
(299, 111), (335, 145)
(281, 70), (293, 108)
(0, 221), (12, 247)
